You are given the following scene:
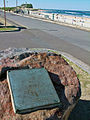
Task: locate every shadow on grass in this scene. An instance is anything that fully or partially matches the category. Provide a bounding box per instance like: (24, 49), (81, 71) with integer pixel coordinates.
(69, 99), (90, 120)
(0, 25), (27, 32)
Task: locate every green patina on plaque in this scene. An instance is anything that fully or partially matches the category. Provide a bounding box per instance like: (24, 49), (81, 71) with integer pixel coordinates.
(7, 68), (61, 114)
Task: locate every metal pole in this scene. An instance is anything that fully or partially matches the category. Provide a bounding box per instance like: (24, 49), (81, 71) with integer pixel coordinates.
(16, 0), (17, 7)
(7, 0), (8, 7)
(3, 0), (6, 27)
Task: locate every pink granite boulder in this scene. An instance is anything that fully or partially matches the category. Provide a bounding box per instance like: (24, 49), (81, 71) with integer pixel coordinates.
(0, 49), (81, 120)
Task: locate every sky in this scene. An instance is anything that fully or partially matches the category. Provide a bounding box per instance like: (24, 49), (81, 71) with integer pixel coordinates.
(0, 0), (90, 11)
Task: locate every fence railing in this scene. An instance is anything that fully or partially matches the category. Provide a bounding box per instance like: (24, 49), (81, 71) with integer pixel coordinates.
(27, 10), (90, 28)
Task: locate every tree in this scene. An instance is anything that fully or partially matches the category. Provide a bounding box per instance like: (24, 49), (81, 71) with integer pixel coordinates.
(21, 4), (33, 8)
(27, 4), (33, 8)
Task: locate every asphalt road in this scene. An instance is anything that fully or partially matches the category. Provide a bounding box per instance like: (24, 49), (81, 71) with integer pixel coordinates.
(0, 11), (90, 65)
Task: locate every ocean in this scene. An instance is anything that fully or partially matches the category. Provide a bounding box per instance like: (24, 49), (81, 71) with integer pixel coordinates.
(43, 9), (90, 18)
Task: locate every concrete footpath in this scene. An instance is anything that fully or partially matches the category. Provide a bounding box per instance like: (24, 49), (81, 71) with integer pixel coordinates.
(0, 16), (11, 26)
(60, 51), (90, 74)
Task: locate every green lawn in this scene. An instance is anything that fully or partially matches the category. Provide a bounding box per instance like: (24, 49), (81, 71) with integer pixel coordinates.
(0, 27), (18, 31)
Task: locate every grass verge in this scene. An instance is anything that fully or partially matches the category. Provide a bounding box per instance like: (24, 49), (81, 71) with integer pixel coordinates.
(0, 26), (19, 32)
(63, 56), (90, 100)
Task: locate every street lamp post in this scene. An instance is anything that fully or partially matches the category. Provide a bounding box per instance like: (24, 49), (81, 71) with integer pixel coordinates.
(16, 0), (18, 7)
(3, 0), (6, 27)
(7, 0), (8, 7)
